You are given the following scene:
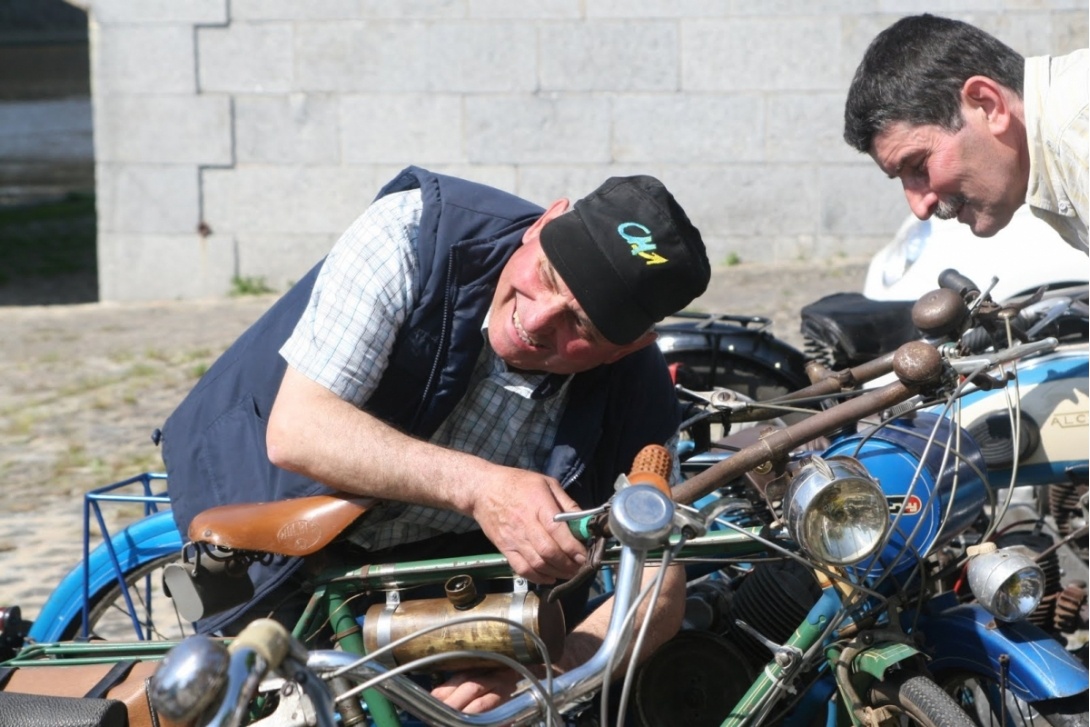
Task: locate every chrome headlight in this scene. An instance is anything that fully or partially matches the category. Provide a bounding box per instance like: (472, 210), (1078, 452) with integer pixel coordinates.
(784, 456), (890, 565)
(966, 543), (1044, 622)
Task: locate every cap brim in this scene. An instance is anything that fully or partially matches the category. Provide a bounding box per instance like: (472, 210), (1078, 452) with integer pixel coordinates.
(540, 212), (649, 345)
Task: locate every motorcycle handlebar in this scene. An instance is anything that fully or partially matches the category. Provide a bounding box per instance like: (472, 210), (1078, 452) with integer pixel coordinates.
(564, 443), (672, 539)
(938, 268), (982, 300)
(671, 340), (944, 506)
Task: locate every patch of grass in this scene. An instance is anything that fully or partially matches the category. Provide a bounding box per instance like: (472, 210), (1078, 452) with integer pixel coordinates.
(231, 275), (276, 297)
(189, 362), (211, 379)
(3, 411), (36, 437)
(724, 252), (741, 267)
(56, 442), (90, 471)
(181, 348), (214, 362)
(127, 362), (159, 378)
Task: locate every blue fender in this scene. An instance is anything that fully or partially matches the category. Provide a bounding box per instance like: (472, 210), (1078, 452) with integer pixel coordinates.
(912, 597), (1088, 702)
(27, 511), (183, 643)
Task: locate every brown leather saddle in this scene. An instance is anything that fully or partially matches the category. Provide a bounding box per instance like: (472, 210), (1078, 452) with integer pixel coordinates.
(187, 492), (377, 556)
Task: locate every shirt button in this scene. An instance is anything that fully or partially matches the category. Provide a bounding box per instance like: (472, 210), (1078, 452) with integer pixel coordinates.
(1059, 202), (1070, 213)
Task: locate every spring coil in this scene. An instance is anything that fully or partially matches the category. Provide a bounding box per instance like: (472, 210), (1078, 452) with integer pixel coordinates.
(801, 333), (838, 368)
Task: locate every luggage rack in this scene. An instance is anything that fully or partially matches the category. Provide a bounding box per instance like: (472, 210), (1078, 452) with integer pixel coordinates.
(80, 473), (169, 640)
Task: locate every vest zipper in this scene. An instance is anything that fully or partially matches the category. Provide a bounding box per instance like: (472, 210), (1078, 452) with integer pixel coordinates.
(560, 461), (585, 490)
(414, 248), (457, 429)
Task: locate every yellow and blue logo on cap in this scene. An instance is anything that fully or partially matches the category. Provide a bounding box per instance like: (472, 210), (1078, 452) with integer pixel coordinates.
(618, 222), (668, 265)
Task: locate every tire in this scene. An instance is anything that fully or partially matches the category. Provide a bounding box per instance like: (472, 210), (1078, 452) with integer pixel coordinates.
(869, 668), (977, 727)
(939, 670), (1089, 727)
(61, 552), (192, 641)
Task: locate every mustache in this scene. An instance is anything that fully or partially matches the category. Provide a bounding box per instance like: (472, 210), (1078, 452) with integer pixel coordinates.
(934, 195), (968, 220)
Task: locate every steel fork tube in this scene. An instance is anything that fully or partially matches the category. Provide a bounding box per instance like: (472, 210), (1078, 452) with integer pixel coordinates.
(719, 586), (842, 727)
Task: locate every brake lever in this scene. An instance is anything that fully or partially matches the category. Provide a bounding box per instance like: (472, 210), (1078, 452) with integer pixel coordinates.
(966, 370), (1014, 391)
(1025, 297), (1074, 339)
(949, 337), (1058, 375)
(548, 510), (611, 603)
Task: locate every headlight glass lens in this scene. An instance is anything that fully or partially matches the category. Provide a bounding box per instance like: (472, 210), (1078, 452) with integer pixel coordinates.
(991, 567), (1044, 621)
(968, 548), (1045, 622)
(787, 457), (889, 565)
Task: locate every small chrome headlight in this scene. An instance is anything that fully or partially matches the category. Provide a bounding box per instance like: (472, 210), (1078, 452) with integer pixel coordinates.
(785, 456), (890, 565)
(966, 543), (1044, 622)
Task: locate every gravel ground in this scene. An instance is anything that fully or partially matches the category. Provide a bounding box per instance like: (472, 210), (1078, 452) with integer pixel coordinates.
(0, 259), (868, 621)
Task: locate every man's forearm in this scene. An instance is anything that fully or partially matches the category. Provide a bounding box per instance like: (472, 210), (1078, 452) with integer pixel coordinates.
(266, 366), (589, 584)
(548, 564), (686, 676)
(266, 366), (494, 513)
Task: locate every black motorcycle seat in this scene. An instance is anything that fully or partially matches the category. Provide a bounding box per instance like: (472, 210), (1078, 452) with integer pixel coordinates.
(800, 292), (918, 368)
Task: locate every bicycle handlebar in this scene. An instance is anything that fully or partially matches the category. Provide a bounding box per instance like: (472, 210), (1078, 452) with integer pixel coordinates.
(185, 493), (665, 727)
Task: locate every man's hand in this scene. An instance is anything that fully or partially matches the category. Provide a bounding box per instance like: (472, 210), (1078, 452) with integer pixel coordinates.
(431, 668), (523, 714)
(468, 468), (587, 584)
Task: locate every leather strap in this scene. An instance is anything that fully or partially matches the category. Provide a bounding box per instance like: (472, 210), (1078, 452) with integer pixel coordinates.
(84, 660), (136, 699)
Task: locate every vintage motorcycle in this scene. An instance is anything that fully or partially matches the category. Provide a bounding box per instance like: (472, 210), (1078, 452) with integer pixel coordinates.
(3, 271), (1087, 726)
(798, 272), (1089, 664)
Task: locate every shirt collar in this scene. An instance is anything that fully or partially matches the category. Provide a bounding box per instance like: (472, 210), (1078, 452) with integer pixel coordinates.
(479, 312), (572, 400)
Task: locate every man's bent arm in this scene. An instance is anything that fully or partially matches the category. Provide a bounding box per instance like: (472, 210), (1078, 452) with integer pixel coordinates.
(266, 366), (587, 584)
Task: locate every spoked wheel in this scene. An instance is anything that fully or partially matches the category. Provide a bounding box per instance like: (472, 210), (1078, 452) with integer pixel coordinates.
(939, 671), (1089, 727)
(61, 552), (193, 641)
(868, 668), (977, 727)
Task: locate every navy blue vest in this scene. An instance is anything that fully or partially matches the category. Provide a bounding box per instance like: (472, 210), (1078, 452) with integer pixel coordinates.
(161, 167), (679, 632)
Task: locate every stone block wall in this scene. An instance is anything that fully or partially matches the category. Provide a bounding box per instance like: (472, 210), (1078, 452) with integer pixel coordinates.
(73, 0), (1088, 301)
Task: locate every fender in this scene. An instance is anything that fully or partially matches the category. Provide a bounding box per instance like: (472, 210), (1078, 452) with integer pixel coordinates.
(27, 510), (183, 643)
(911, 596), (1088, 701)
(852, 641), (922, 680)
(655, 313), (811, 390)
(781, 642), (922, 727)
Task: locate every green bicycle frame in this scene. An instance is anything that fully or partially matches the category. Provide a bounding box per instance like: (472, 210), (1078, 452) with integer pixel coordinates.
(286, 527), (770, 726)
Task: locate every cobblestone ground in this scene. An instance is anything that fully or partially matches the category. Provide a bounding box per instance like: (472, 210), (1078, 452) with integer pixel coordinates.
(0, 261), (868, 625)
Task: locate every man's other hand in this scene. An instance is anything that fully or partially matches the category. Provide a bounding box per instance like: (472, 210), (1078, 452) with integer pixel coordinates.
(469, 468), (587, 584)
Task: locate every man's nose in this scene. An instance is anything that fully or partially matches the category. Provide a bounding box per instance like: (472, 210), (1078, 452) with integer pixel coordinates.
(903, 182), (937, 220)
(522, 294), (566, 333)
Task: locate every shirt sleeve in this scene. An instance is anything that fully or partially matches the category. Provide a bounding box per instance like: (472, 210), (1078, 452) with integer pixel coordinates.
(280, 189), (421, 407)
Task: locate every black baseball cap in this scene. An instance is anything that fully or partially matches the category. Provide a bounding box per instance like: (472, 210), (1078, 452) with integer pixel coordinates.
(540, 175), (710, 345)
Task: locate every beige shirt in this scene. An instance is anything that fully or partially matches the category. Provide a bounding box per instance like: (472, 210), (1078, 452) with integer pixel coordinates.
(1024, 49), (1088, 254)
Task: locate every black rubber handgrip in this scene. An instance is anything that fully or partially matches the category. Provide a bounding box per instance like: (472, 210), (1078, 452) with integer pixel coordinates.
(938, 268), (980, 299)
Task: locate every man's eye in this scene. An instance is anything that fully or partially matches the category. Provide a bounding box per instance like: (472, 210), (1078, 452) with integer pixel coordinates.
(540, 261), (557, 291)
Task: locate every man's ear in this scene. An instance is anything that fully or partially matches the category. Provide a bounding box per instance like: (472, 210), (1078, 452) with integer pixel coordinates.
(961, 75), (1012, 135)
(604, 330), (659, 363)
(523, 198), (571, 243)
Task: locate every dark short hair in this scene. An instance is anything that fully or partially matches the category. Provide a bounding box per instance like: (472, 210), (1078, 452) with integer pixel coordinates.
(843, 14), (1024, 153)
